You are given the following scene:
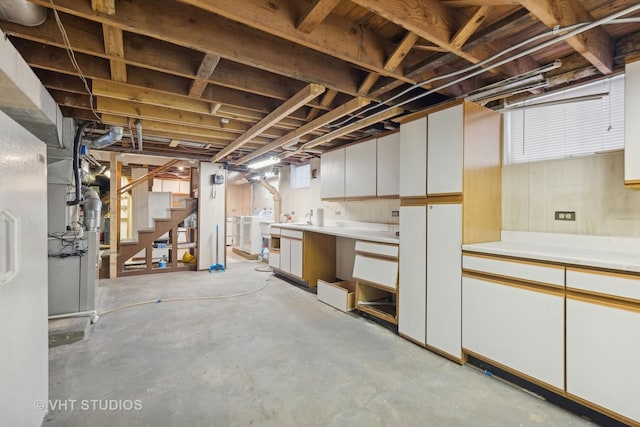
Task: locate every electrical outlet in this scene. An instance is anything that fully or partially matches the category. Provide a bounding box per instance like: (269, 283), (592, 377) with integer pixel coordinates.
(335, 210), (341, 216)
(555, 211), (576, 221)
(391, 210), (399, 217)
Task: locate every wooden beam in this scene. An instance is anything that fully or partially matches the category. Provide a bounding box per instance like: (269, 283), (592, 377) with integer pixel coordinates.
(30, 0), (363, 95)
(92, 79), (213, 115)
(95, 97), (292, 138)
(297, 0), (341, 34)
(359, 31), (420, 95)
(177, 0), (414, 83)
(1, 14), (313, 103)
(301, 106), (404, 150)
(450, 6), (491, 50)
(212, 83), (325, 162)
(91, 0), (115, 15)
(100, 114), (275, 144)
(306, 89), (338, 120)
(189, 52), (221, 98)
(120, 159), (180, 194)
(102, 25), (126, 81)
(235, 96), (371, 165)
(518, 0), (613, 74)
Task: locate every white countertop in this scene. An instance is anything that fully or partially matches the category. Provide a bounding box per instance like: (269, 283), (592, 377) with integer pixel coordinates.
(463, 231), (640, 273)
(271, 223), (399, 245)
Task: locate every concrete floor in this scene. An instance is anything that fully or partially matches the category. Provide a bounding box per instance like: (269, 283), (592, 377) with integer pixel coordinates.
(43, 252), (593, 426)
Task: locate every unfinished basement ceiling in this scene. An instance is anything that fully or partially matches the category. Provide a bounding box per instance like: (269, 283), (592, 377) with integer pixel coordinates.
(2, 0), (640, 164)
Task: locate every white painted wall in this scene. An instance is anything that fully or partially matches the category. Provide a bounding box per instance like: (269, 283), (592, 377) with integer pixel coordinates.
(198, 162), (227, 270)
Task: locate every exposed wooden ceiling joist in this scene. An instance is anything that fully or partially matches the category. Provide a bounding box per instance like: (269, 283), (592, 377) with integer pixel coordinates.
(212, 84), (326, 162)
(189, 53), (221, 98)
(178, 0), (415, 83)
(235, 96), (371, 165)
(518, 0), (614, 74)
(297, 0), (342, 34)
(29, 0), (364, 95)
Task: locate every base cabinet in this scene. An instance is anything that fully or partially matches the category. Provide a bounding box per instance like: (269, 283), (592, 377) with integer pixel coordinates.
(462, 275), (565, 390)
(565, 268), (640, 424)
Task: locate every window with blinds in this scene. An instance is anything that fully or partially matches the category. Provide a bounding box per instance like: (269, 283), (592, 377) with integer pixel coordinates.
(290, 163), (311, 189)
(505, 75), (625, 164)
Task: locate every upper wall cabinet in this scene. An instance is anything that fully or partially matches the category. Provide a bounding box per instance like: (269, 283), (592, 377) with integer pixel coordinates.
(320, 147), (345, 199)
(376, 133), (400, 197)
(625, 60), (640, 188)
(399, 117), (427, 197)
(345, 139), (377, 198)
(428, 104), (463, 195)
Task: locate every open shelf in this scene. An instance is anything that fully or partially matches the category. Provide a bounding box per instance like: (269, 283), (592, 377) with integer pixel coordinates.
(356, 281), (398, 325)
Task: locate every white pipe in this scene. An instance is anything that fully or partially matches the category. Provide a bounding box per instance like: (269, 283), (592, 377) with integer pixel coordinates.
(48, 310), (99, 324)
(260, 178), (281, 224)
(0, 0), (46, 26)
(331, 2), (640, 127)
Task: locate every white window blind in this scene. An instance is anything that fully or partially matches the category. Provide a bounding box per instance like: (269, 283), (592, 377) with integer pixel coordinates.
(506, 75), (625, 164)
(290, 163), (310, 189)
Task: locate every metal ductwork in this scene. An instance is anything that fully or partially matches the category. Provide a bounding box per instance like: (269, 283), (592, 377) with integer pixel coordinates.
(0, 1), (47, 26)
(83, 126), (124, 149)
(81, 187), (102, 232)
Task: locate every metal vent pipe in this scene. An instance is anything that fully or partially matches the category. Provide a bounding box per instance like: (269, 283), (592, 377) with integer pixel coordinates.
(0, 0), (47, 26)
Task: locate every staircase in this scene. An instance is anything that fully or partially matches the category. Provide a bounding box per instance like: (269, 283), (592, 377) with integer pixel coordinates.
(117, 198), (198, 276)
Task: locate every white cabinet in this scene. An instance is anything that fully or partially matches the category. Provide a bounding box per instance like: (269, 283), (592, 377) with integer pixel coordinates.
(625, 60), (640, 187)
(345, 139), (377, 197)
(566, 268), (640, 423)
(461, 256), (565, 390)
(398, 205), (427, 344)
(376, 132), (400, 196)
(427, 105), (463, 195)
(399, 117), (427, 197)
(320, 147), (345, 199)
(280, 237), (291, 273)
(426, 203), (462, 359)
(290, 238), (303, 278)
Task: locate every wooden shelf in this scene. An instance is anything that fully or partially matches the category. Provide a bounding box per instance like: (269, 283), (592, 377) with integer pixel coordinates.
(356, 281), (397, 324)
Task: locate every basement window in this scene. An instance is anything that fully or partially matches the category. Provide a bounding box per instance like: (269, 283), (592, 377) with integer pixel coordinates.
(504, 75), (625, 165)
(290, 163), (311, 190)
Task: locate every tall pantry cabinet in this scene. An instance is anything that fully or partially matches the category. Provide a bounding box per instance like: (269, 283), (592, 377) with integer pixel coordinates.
(398, 100), (501, 362)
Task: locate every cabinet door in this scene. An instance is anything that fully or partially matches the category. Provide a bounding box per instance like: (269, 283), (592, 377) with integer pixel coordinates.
(399, 117), (427, 197)
(426, 203), (462, 359)
(567, 298), (640, 423)
(320, 147), (345, 199)
(280, 238), (291, 273)
(462, 276), (565, 389)
(427, 104), (463, 195)
(398, 205), (427, 344)
(376, 133), (400, 196)
(625, 60), (640, 185)
(290, 238), (303, 278)
(345, 139), (377, 197)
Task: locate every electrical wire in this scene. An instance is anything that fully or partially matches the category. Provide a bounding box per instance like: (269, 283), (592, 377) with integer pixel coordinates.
(327, 3), (640, 130)
(49, 0), (101, 122)
(99, 278), (272, 317)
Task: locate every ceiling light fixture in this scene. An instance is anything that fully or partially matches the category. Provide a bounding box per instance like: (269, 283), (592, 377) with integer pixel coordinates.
(247, 156), (280, 170)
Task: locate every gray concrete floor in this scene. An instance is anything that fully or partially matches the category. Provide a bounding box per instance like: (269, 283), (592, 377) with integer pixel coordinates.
(44, 251), (593, 426)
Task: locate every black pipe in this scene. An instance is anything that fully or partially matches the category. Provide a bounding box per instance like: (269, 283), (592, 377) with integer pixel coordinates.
(67, 121), (92, 206)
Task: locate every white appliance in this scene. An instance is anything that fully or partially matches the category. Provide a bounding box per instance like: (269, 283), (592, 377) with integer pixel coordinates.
(0, 111), (49, 426)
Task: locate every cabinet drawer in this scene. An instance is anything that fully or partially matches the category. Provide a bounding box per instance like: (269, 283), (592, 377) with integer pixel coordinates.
(281, 229), (303, 239)
(353, 254), (398, 291)
(566, 268), (640, 301)
(270, 226), (281, 236)
(463, 253), (564, 286)
(318, 280), (355, 312)
(355, 241), (398, 259)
